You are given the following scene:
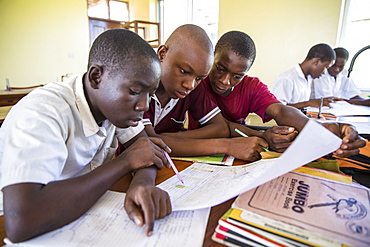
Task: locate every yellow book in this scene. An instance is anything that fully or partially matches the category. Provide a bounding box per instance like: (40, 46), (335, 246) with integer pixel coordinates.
(294, 166), (352, 184)
(232, 171), (370, 247)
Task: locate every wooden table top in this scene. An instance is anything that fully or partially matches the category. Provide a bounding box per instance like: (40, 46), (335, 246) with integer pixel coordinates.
(0, 88), (34, 96)
(0, 160), (241, 246)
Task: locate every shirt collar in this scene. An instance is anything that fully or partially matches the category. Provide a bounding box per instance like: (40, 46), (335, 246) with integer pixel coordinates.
(151, 94), (180, 127)
(295, 63), (308, 81)
(72, 74), (100, 137)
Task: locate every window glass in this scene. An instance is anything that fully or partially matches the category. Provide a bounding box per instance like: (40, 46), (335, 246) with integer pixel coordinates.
(339, 0), (370, 90)
(87, 0), (129, 22)
(110, 1), (129, 21)
(87, 0), (109, 19)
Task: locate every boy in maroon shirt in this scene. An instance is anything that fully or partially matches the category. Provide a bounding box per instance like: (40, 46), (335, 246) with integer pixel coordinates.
(190, 30), (364, 156)
(139, 24), (269, 162)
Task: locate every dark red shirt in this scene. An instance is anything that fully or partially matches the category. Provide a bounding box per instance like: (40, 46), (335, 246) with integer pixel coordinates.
(189, 76), (280, 128)
(143, 84), (220, 134)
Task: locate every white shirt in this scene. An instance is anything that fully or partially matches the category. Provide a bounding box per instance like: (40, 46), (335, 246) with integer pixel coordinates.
(312, 69), (361, 100)
(272, 64), (312, 104)
(0, 74), (143, 211)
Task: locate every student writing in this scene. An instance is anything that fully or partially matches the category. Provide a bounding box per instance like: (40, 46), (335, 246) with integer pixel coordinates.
(0, 29), (172, 243)
(136, 24), (269, 162)
(312, 47), (370, 107)
(272, 43), (336, 109)
(189, 31), (365, 155)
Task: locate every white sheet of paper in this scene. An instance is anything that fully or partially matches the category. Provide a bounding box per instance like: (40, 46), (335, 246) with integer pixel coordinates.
(158, 120), (342, 211)
(5, 191), (210, 247)
(307, 101), (370, 116)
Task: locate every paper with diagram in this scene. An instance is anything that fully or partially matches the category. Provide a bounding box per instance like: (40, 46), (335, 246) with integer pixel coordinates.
(158, 120), (343, 211)
(4, 191), (210, 247)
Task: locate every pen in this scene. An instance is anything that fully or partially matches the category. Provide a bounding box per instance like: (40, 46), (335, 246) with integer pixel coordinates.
(234, 128), (270, 152)
(318, 97), (323, 119)
(163, 150), (184, 184)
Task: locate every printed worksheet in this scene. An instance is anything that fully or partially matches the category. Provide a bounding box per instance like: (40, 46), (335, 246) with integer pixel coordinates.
(158, 120), (343, 211)
(307, 101), (370, 116)
(5, 191), (210, 247)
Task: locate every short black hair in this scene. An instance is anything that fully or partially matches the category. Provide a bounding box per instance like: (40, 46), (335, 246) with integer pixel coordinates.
(305, 43), (335, 62)
(215, 31), (256, 66)
(334, 47), (349, 60)
(88, 29), (159, 77)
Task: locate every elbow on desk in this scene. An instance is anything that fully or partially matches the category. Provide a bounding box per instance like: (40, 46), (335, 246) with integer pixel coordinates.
(4, 211), (50, 243)
(4, 216), (35, 243)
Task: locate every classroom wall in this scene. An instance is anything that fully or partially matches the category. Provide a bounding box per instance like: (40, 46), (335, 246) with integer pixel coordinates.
(0, 0), (342, 90)
(0, 0), (154, 90)
(0, 0), (90, 89)
(218, 0), (342, 89)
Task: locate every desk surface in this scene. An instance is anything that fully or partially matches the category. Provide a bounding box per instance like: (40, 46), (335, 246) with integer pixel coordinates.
(0, 88), (34, 96)
(0, 160), (237, 246)
(0, 88), (36, 123)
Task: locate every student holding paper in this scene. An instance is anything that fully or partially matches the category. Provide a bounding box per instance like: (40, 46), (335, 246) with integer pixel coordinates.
(122, 24), (269, 162)
(189, 31), (365, 155)
(0, 29), (172, 243)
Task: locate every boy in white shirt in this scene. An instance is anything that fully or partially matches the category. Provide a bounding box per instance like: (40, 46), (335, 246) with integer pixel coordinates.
(272, 43), (335, 109)
(312, 47), (370, 106)
(0, 29), (172, 243)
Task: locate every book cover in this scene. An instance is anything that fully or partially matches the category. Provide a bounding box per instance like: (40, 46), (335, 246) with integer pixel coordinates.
(211, 232), (244, 247)
(217, 218), (289, 247)
(293, 166), (352, 184)
(171, 154), (234, 166)
(234, 171), (370, 247)
(214, 225), (265, 247)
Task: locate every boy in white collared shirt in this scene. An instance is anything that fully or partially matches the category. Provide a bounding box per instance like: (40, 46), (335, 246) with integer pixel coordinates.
(272, 43), (335, 109)
(312, 47), (366, 103)
(0, 29), (172, 243)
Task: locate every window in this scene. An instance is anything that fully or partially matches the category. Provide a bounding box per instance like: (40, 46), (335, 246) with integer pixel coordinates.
(338, 0), (370, 90)
(87, 0), (129, 45)
(87, 0), (129, 22)
(158, 0), (219, 46)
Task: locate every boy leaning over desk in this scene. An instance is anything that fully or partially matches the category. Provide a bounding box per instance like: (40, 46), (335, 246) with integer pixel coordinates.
(116, 24), (270, 162)
(187, 30), (365, 156)
(0, 29), (173, 243)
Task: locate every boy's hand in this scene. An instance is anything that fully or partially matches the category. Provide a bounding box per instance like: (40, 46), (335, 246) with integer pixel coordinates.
(227, 137), (268, 162)
(124, 182), (172, 237)
(262, 126), (298, 152)
(322, 122), (366, 157)
(117, 137), (171, 172)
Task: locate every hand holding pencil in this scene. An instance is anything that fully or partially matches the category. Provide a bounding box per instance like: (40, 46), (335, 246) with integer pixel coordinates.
(235, 128), (269, 152)
(224, 130), (269, 162)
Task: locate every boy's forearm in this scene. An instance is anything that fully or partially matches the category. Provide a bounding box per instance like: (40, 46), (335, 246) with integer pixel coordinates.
(154, 134), (229, 157)
(227, 121), (264, 138)
(130, 166), (158, 185)
(3, 160), (131, 243)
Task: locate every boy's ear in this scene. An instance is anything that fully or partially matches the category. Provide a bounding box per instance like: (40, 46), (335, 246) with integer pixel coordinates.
(87, 65), (103, 89)
(312, 58), (320, 66)
(157, 45), (168, 61)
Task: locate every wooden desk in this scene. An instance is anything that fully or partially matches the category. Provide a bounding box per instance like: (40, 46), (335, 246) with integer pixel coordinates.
(0, 160), (236, 246)
(0, 89), (34, 107)
(0, 88), (35, 125)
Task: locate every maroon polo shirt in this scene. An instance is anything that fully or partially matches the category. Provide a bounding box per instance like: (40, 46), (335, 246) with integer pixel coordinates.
(143, 84), (220, 134)
(188, 76), (280, 129)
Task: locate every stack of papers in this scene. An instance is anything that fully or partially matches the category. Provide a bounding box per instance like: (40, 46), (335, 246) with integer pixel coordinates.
(307, 101), (370, 116)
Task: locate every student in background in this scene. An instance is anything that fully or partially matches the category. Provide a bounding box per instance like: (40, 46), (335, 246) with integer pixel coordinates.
(190, 30), (365, 155)
(272, 43), (335, 109)
(139, 24), (269, 162)
(0, 29), (172, 243)
(313, 47), (370, 106)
